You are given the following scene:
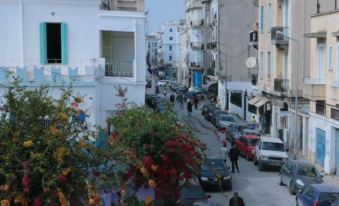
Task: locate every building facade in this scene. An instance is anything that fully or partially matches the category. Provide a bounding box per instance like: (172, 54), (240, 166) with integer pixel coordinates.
(101, 0), (144, 12)
(304, 0), (339, 174)
(254, 0), (315, 157)
(146, 34), (161, 70)
(215, 0), (257, 120)
(0, 0), (146, 129)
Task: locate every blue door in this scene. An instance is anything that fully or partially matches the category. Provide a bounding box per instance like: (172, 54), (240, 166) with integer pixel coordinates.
(316, 128), (326, 167)
(336, 129), (339, 177)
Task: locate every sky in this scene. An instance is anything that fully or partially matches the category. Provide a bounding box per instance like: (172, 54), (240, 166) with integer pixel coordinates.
(145, 0), (185, 34)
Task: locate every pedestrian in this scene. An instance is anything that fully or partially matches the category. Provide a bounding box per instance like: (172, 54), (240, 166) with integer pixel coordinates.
(251, 115), (256, 124)
(187, 99), (193, 116)
(163, 89), (167, 97)
(177, 93), (184, 110)
(229, 191), (245, 206)
(194, 95), (199, 110)
(220, 141), (228, 166)
(229, 143), (240, 173)
(155, 85), (159, 94)
(170, 93), (175, 106)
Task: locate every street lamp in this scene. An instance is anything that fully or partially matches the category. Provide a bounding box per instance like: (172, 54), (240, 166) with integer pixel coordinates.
(277, 31), (299, 159)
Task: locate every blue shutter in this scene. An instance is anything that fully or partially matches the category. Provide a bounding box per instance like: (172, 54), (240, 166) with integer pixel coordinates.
(61, 23), (68, 65)
(39, 22), (47, 65)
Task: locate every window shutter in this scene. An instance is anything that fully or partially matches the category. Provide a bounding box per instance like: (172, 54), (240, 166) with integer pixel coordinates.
(61, 23), (68, 65)
(39, 22), (47, 65)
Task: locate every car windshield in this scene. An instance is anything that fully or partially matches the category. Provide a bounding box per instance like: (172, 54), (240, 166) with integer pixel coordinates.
(201, 160), (225, 171)
(261, 142), (285, 152)
(220, 116), (235, 122)
(244, 131), (259, 135)
(296, 165), (319, 177)
(247, 138), (259, 146)
(319, 193), (339, 204)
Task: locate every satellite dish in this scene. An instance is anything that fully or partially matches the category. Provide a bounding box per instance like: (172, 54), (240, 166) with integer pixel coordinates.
(246, 57), (257, 68)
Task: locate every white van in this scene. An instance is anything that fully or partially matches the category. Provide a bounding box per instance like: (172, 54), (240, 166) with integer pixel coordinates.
(254, 136), (288, 171)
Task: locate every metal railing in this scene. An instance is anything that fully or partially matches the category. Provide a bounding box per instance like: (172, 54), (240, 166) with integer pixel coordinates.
(105, 61), (133, 77)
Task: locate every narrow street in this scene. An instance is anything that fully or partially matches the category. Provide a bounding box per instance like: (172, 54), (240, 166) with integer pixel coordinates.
(169, 97), (296, 206)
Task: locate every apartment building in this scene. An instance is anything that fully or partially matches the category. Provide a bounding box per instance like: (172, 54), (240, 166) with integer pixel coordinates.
(146, 34), (161, 70)
(0, 0), (146, 129)
(213, 0), (257, 120)
(254, 0), (315, 156)
(303, 0), (339, 174)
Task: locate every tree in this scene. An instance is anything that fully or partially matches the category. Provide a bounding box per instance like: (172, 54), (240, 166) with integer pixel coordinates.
(0, 82), (100, 206)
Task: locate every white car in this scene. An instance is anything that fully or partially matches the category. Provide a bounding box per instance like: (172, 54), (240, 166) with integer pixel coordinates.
(254, 136), (288, 171)
(157, 80), (167, 87)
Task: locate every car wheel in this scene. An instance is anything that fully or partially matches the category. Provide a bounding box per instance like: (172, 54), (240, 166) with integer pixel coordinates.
(258, 161), (264, 171)
(254, 157), (258, 165)
(279, 174), (285, 186)
(289, 181), (297, 195)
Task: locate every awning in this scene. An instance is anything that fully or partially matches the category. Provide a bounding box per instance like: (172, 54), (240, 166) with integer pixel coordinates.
(304, 31), (327, 38)
(254, 97), (270, 108)
(248, 96), (262, 105)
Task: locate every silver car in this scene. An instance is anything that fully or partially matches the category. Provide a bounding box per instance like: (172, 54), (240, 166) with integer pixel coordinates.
(215, 114), (236, 129)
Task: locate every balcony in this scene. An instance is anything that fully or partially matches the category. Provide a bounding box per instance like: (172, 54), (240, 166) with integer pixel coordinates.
(274, 78), (289, 93)
(190, 62), (202, 68)
(105, 61), (134, 77)
(303, 78), (326, 100)
(249, 31), (258, 49)
(271, 27), (289, 50)
(191, 42), (204, 50)
(207, 42), (217, 50)
(251, 74), (258, 86)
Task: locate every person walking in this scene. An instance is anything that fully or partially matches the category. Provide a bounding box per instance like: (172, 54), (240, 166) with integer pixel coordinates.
(229, 192), (245, 206)
(177, 93), (184, 110)
(163, 89), (167, 97)
(229, 143), (240, 173)
(187, 99), (193, 116)
(193, 95), (199, 110)
(251, 115), (256, 124)
(220, 141), (228, 167)
(170, 93), (175, 106)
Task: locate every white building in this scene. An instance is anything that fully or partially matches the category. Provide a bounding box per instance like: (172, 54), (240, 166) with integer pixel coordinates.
(146, 34), (161, 70)
(158, 21), (183, 68)
(0, 0), (146, 130)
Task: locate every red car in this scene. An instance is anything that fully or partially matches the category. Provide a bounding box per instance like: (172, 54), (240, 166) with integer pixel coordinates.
(235, 135), (259, 160)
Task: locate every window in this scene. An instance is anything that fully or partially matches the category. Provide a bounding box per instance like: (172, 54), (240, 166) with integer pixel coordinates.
(267, 51), (271, 78)
(230, 92), (242, 107)
(316, 100), (326, 116)
(317, 44), (325, 79)
(267, 3), (272, 31)
(331, 108), (339, 121)
(169, 45), (172, 51)
(260, 52), (264, 80)
(328, 45), (333, 70)
(169, 55), (172, 61)
(260, 6), (264, 33)
(248, 104), (257, 114)
(40, 22), (68, 65)
(169, 37), (173, 41)
(170, 28), (172, 32)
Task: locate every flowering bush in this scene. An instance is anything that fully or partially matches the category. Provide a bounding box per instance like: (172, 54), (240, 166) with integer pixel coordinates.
(106, 104), (206, 204)
(0, 83), (99, 205)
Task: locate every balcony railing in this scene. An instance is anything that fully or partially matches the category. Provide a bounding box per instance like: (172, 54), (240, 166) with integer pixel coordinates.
(274, 78), (289, 93)
(271, 27), (289, 50)
(207, 42), (217, 50)
(249, 30), (258, 49)
(105, 61), (133, 77)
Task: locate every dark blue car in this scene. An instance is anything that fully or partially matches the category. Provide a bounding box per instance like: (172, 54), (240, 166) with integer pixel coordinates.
(296, 184), (339, 206)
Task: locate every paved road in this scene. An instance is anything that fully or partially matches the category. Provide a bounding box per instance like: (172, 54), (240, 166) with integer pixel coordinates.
(171, 99), (296, 206)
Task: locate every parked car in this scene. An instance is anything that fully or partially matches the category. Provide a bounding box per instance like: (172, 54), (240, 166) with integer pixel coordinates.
(215, 114), (236, 129)
(235, 135), (259, 160)
(296, 184), (339, 206)
(225, 123), (247, 144)
(157, 80), (168, 87)
(201, 102), (215, 116)
(241, 128), (260, 136)
(198, 158), (232, 190)
(211, 110), (228, 126)
(179, 183), (211, 206)
(279, 160), (323, 195)
(254, 136), (289, 171)
(205, 106), (219, 121)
